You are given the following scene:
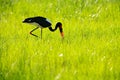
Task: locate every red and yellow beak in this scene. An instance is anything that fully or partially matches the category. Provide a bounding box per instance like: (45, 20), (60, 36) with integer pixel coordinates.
(60, 32), (64, 38)
(59, 24), (64, 38)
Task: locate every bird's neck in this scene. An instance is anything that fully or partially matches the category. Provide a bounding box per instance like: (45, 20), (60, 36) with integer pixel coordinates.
(48, 22), (64, 38)
(48, 25), (58, 32)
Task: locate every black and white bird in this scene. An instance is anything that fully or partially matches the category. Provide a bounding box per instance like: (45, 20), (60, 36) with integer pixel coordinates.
(22, 16), (64, 39)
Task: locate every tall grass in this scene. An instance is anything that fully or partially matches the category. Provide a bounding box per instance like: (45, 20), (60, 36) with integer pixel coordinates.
(0, 0), (120, 80)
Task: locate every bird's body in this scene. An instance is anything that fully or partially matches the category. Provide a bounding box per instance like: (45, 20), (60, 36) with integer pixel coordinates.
(23, 16), (64, 38)
(23, 16), (51, 28)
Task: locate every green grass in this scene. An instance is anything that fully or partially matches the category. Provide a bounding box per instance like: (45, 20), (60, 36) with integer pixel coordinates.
(0, 0), (120, 80)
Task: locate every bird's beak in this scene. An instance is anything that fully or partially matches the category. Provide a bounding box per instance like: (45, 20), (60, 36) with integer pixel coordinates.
(59, 25), (64, 38)
(61, 32), (64, 38)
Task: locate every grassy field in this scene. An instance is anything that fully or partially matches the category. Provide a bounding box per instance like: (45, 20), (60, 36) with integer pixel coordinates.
(0, 0), (120, 80)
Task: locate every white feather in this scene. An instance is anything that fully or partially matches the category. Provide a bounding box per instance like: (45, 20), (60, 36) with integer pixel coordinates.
(46, 19), (51, 23)
(28, 22), (43, 28)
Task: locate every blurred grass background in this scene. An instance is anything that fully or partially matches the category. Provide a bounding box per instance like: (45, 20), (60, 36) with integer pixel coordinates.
(0, 0), (120, 80)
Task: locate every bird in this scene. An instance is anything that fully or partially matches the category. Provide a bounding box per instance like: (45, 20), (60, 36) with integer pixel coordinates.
(22, 16), (64, 39)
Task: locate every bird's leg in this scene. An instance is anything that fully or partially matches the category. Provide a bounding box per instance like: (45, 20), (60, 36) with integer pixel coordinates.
(30, 27), (39, 37)
(41, 28), (42, 39)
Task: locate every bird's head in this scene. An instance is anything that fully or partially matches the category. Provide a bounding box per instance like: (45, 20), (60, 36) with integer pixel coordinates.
(56, 22), (64, 38)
